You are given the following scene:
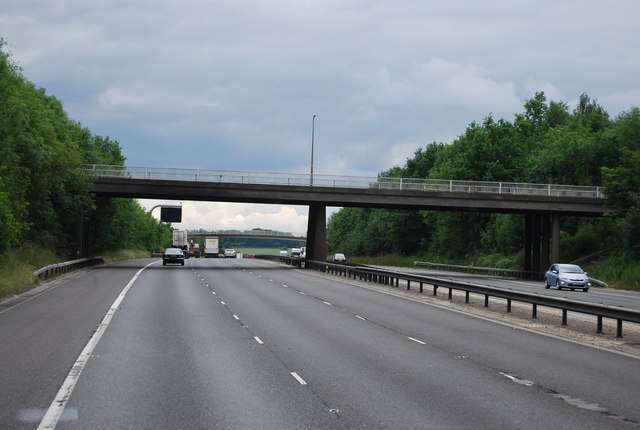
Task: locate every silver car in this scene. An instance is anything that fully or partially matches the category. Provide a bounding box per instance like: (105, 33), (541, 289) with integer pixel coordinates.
(544, 264), (590, 291)
(333, 253), (347, 263)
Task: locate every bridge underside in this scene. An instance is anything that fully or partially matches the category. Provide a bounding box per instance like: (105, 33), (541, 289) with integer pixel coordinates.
(87, 177), (605, 272)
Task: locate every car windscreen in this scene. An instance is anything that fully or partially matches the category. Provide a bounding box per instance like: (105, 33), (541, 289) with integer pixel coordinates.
(560, 265), (583, 273)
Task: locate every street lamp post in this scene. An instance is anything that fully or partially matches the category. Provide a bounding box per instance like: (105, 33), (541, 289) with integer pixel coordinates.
(310, 114), (316, 186)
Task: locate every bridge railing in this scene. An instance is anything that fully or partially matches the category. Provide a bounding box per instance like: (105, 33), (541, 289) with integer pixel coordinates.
(83, 165), (605, 199)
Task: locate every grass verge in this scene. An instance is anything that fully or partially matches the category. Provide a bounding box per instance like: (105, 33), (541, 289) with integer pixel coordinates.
(0, 247), (154, 300)
(0, 244), (60, 298)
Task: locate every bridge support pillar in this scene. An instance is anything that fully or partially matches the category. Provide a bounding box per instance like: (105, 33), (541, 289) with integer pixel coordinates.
(524, 215), (533, 273)
(541, 215), (550, 271)
(524, 214), (561, 276)
(74, 220), (90, 259)
(306, 204), (327, 262)
(551, 215), (560, 264)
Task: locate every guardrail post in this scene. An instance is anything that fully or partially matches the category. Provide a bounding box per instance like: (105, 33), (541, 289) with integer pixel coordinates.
(562, 309), (568, 326)
(433, 285), (438, 296)
(506, 299), (512, 313)
(448, 288), (452, 300)
(597, 316), (603, 333)
(616, 320), (623, 338)
(465, 291), (470, 303)
(484, 294), (489, 307)
(532, 304), (537, 319)
(419, 282), (423, 293)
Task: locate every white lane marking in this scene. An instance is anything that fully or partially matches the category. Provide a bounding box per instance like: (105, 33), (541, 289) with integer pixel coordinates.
(254, 336), (264, 344)
(356, 315), (366, 321)
(269, 279), (274, 282)
(408, 337), (426, 345)
(299, 292), (306, 295)
(37, 261), (158, 430)
(212, 292), (216, 295)
(500, 372), (534, 387)
(282, 284), (288, 288)
(220, 301), (226, 305)
(233, 315), (239, 320)
(291, 372), (307, 385)
(323, 301), (332, 306)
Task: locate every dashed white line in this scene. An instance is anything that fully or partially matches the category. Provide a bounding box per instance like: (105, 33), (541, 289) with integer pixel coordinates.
(356, 315), (366, 321)
(291, 372), (307, 385)
(408, 337), (426, 345)
(299, 292), (306, 295)
(220, 301), (226, 305)
(233, 315), (239, 321)
(254, 336), (264, 344)
(323, 301), (332, 306)
(282, 284), (288, 288)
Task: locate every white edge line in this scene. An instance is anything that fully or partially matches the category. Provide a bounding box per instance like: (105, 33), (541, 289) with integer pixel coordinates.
(291, 372), (307, 385)
(37, 261), (158, 430)
(408, 337), (426, 345)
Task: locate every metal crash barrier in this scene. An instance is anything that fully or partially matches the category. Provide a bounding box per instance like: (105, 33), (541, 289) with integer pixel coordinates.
(34, 257), (104, 280)
(261, 256), (639, 339)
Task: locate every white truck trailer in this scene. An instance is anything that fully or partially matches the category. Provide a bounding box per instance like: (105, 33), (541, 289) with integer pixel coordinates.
(204, 237), (220, 258)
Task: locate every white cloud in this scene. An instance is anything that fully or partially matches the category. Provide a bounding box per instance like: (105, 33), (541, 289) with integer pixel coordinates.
(139, 200), (308, 234)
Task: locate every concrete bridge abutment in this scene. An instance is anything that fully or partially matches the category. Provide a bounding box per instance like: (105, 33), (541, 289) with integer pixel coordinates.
(305, 204), (327, 261)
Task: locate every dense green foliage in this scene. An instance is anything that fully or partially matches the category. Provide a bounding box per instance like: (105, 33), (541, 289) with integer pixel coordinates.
(327, 92), (640, 280)
(0, 41), (171, 262)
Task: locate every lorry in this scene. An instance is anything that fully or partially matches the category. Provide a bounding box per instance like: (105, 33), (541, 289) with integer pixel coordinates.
(173, 230), (189, 256)
(204, 237), (219, 258)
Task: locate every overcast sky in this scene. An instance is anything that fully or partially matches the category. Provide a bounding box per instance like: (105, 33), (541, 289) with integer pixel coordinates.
(2, 0), (638, 233)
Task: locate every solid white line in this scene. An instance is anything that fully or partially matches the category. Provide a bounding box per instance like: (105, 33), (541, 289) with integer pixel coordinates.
(254, 336), (264, 344)
(291, 372), (307, 385)
(37, 261), (158, 430)
(408, 337), (426, 345)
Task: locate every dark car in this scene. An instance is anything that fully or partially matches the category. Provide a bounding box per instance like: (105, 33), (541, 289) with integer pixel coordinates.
(163, 248), (185, 266)
(544, 263), (590, 291)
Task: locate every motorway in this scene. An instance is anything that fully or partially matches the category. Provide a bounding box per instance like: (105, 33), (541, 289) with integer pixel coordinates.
(384, 266), (640, 310)
(1, 258), (639, 429)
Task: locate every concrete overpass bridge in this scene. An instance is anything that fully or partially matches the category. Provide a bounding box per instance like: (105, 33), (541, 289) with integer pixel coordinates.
(187, 230), (306, 242)
(84, 165), (606, 274)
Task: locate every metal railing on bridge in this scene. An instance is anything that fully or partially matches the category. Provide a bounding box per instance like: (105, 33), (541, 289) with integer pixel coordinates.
(83, 164), (605, 199)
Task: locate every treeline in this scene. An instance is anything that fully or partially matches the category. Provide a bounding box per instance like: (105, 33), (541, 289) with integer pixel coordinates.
(0, 41), (171, 259)
(327, 92), (640, 266)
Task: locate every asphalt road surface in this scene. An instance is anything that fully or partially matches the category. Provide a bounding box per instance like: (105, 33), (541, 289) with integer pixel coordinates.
(378, 265), (640, 310)
(1, 258), (639, 429)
